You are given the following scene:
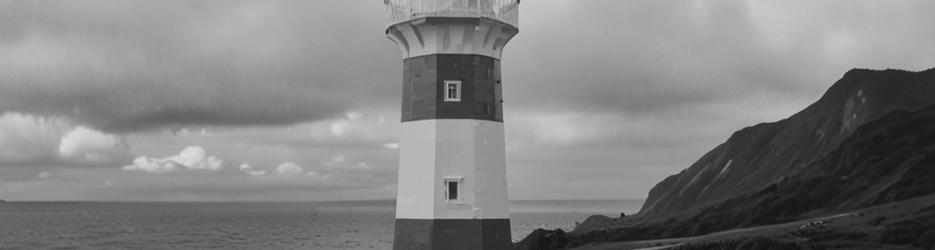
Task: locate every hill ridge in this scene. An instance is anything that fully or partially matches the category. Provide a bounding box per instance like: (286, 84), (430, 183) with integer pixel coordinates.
(640, 67), (935, 217)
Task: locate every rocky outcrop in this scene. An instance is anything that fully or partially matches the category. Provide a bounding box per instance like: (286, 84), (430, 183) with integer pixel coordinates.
(570, 215), (614, 234)
(514, 228), (569, 250)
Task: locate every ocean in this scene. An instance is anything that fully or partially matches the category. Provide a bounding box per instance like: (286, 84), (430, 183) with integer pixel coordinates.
(0, 200), (643, 249)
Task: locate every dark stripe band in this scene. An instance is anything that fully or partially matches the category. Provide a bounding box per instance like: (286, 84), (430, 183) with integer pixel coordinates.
(401, 54), (503, 123)
(394, 218), (511, 250)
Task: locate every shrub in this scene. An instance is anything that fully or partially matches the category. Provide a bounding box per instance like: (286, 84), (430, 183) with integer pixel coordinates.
(736, 237), (801, 250)
(916, 228), (935, 249)
(881, 223), (924, 245)
(868, 216), (886, 226)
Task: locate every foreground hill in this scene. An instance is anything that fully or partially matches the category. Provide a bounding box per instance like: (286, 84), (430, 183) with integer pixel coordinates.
(574, 194), (935, 250)
(641, 68), (935, 218)
(516, 68), (935, 249)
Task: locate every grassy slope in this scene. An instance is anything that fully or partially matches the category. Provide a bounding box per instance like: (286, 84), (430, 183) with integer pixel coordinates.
(516, 94), (935, 250)
(574, 193), (935, 250)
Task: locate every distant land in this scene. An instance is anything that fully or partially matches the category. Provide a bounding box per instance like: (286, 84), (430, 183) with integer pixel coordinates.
(516, 67), (935, 250)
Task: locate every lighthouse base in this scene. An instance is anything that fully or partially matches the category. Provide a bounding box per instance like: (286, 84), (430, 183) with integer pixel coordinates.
(393, 219), (511, 250)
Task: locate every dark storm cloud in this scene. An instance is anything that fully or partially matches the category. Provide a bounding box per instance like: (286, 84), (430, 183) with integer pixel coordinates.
(499, 0), (935, 199)
(504, 0), (935, 115)
(5, 0), (931, 132)
(0, 1), (399, 132)
(3, 0), (933, 132)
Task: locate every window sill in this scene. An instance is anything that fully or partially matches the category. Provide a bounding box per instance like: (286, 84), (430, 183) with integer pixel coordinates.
(446, 201), (470, 206)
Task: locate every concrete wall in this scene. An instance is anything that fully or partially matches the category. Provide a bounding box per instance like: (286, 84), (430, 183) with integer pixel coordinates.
(401, 54), (503, 123)
(390, 15), (515, 250)
(395, 119), (508, 220)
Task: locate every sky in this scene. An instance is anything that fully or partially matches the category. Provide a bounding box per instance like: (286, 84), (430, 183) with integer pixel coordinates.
(1, 0), (934, 201)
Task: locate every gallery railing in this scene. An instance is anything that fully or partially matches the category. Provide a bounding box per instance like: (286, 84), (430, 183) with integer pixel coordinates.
(385, 0), (519, 28)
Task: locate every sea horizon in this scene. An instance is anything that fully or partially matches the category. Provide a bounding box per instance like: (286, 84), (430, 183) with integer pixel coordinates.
(0, 199), (645, 248)
(0, 198), (646, 203)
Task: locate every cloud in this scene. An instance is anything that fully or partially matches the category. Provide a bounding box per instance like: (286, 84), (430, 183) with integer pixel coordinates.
(4, 1), (935, 201)
(214, 109), (400, 149)
(58, 126), (131, 163)
(0, 113), (69, 165)
(239, 164), (267, 176)
(319, 154), (379, 170)
(0, 1), (397, 132)
(327, 112), (385, 138)
(0, 167), (395, 201)
(271, 161), (327, 179)
(322, 155), (347, 167)
(122, 146), (223, 173)
(507, 0), (935, 117)
(15, 0), (908, 137)
(0, 112), (130, 167)
(275, 161), (304, 175)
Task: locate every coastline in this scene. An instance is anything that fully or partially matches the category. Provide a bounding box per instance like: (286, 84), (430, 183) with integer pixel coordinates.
(517, 194), (935, 250)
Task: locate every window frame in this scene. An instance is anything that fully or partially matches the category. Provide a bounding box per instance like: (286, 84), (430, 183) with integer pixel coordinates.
(443, 176), (463, 203)
(443, 80), (462, 102)
(447, 181), (459, 201)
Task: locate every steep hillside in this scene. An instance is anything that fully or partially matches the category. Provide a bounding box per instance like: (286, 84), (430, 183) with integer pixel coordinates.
(515, 67), (935, 249)
(641, 68), (935, 217)
(655, 98), (935, 233)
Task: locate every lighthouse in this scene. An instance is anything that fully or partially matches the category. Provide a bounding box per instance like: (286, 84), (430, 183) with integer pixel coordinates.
(384, 0), (519, 249)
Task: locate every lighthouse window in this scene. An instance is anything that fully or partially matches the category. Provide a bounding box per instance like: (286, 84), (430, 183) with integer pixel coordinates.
(444, 80), (461, 102)
(445, 180), (459, 201)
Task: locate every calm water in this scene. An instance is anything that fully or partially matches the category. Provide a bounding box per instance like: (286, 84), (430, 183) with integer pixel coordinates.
(0, 200), (642, 250)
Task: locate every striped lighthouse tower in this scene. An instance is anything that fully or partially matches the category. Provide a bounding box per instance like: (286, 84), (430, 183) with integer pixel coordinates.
(384, 0), (519, 249)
